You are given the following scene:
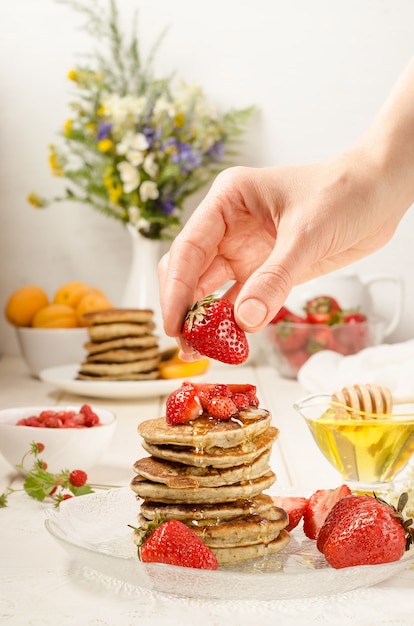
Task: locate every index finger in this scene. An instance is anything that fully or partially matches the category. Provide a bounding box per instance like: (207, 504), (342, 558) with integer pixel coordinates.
(158, 209), (226, 337)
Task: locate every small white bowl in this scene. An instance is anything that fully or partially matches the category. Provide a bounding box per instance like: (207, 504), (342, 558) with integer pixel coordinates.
(0, 406), (116, 473)
(15, 327), (89, 378)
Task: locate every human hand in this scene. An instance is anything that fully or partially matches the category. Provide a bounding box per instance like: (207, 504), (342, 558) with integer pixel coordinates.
(159, 147), (408, 353)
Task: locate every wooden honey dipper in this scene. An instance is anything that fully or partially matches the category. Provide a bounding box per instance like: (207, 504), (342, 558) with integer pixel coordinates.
(331, 383), (413, 415)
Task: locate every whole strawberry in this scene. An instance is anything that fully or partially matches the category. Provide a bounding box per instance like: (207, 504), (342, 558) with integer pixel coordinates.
(182, 295), (249, 365)
(317, 492), (414, 569)
(138, 520), (218, 570)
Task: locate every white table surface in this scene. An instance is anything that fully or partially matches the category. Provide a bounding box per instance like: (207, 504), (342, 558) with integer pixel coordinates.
(0, 354), (413, 626)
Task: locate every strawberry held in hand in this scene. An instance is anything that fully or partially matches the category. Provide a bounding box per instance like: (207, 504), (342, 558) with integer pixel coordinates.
(137, 520), (218, 570)
(317, 492), (414, 569)
(182, 295), (249, 365)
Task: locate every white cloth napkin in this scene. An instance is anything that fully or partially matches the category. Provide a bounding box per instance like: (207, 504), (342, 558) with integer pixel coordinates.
(297, 339), (414, 397)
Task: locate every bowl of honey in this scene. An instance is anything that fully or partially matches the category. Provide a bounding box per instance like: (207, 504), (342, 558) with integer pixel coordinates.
(294, 393), (414, 494)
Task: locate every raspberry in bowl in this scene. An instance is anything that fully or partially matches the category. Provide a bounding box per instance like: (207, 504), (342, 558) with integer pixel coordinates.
(0, 405), (116, 473)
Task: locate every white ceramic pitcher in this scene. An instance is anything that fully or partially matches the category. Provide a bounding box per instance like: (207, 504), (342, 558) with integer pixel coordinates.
(285, 273), (403, 338)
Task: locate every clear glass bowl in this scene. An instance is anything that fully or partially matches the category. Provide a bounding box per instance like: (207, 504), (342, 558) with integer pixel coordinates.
(294, 393), (414, 493)
(265, 317), (386, 379)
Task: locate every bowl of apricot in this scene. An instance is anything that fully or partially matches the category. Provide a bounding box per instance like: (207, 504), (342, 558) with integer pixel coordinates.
(5, 281), (113, 377)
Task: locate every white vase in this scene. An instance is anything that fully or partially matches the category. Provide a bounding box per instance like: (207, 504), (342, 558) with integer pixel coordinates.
(121, 224), (171, 350)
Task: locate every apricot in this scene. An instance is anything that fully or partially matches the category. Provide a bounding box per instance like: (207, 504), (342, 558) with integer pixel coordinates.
(76, 291), (113, 326)
(32, 303), (79, 328)
(158, 349), (210, 379)
(53, 281), (91, 308)
(5, 285), (49, 327)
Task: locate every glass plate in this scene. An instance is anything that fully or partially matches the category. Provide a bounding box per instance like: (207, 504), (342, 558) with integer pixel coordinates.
(45, 487), (414, 601)
(39, 364), (208, 399)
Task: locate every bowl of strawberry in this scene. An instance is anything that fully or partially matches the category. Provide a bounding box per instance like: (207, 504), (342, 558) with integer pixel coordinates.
(265, 295), (386, 378)
(0, 404), (116, 473)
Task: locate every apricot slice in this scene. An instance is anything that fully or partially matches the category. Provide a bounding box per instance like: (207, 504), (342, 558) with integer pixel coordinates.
(158, 349), (210, 379)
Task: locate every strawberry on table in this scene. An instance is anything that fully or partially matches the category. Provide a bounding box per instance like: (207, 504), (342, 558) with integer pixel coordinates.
(137, 520), (219, 570)
(182, 295), (249, 365)
(317, 492), (414, 569)
(272, 496), (309, 532)
(303, 484), (351, 540)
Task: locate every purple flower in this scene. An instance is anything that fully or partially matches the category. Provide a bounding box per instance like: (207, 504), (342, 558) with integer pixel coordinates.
(97, 122), (112, 140)
(207, 140), (225, 163)
(141, 125), (158, 147)
(171, 142), (202, 172)
(159, 199), (176, 215)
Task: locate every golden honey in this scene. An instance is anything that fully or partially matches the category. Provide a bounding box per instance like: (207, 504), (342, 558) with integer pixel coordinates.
(305, 407), (414, 485)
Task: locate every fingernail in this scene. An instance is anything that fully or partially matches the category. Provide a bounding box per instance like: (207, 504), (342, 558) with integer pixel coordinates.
(237, 299), (268, 329)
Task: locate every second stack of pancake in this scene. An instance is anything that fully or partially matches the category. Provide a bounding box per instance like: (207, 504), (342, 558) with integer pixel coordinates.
(77, 308), (161, 381)
(130, 404), (290, 565)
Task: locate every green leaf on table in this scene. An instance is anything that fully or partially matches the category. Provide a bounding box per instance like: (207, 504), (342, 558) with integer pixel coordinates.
(23, 470), (56, 502)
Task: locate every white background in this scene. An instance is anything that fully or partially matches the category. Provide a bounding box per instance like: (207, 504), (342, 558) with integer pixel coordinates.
(1, 0), (414, 355)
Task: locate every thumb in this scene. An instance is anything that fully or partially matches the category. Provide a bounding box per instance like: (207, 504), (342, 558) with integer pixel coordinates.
(234, 247), (310, 332)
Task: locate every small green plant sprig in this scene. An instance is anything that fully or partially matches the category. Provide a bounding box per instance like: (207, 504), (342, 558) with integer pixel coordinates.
(0, 442), (95, 508)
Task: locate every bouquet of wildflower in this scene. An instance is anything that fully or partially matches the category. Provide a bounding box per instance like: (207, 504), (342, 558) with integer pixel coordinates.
(29, 0), (253, 240)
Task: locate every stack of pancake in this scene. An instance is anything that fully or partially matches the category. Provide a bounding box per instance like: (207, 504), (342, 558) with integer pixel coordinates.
(130, 406), (290, 565)
(77, 308), (161, 381)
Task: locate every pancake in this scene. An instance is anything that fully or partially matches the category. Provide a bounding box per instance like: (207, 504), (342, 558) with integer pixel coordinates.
(78, 356), (161, 377)
(130, 470), (276, 503)
(139, 493), (277, 522)
(211, 529), (290, 565)
(132, 450), (271, 488)
(88, 322), (156, 342)
(141, 426), (278, 468)
(85, 346), (160, 363)
(138, 409), (272, 450)
(83, 308), (154, 325)
(77, 370), (160, 381)
(137, 506), (288, 548)
(85, 335), (158, 355)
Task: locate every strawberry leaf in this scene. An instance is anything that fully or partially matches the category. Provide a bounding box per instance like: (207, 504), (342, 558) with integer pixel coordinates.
(69, 484), (94, 497)
(23, 471), (55, 501)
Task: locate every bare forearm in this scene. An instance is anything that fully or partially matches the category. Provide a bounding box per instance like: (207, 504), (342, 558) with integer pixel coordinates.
(358, 58), (414, 216)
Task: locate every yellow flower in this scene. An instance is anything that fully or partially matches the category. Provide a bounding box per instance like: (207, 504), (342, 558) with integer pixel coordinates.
(174, 112), (185, 128)
(97, 105), (105, 116)
(108, 183), (122, 205)
(63, 119), (73, 136)
(48, 146), (63, 176)
(103, 173), (122, 205)
(27, 193), (46, 208)
(97, 139), (113, 153)
(67, 69), (78, 81)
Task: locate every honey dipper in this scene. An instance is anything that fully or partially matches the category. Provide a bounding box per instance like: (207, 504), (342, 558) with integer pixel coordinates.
(331, 383), (413, 415)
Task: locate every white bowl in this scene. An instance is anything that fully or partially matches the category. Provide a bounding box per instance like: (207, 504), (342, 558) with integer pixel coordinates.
(15, 327), (89, 378)
(0, 406), (116, 473)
